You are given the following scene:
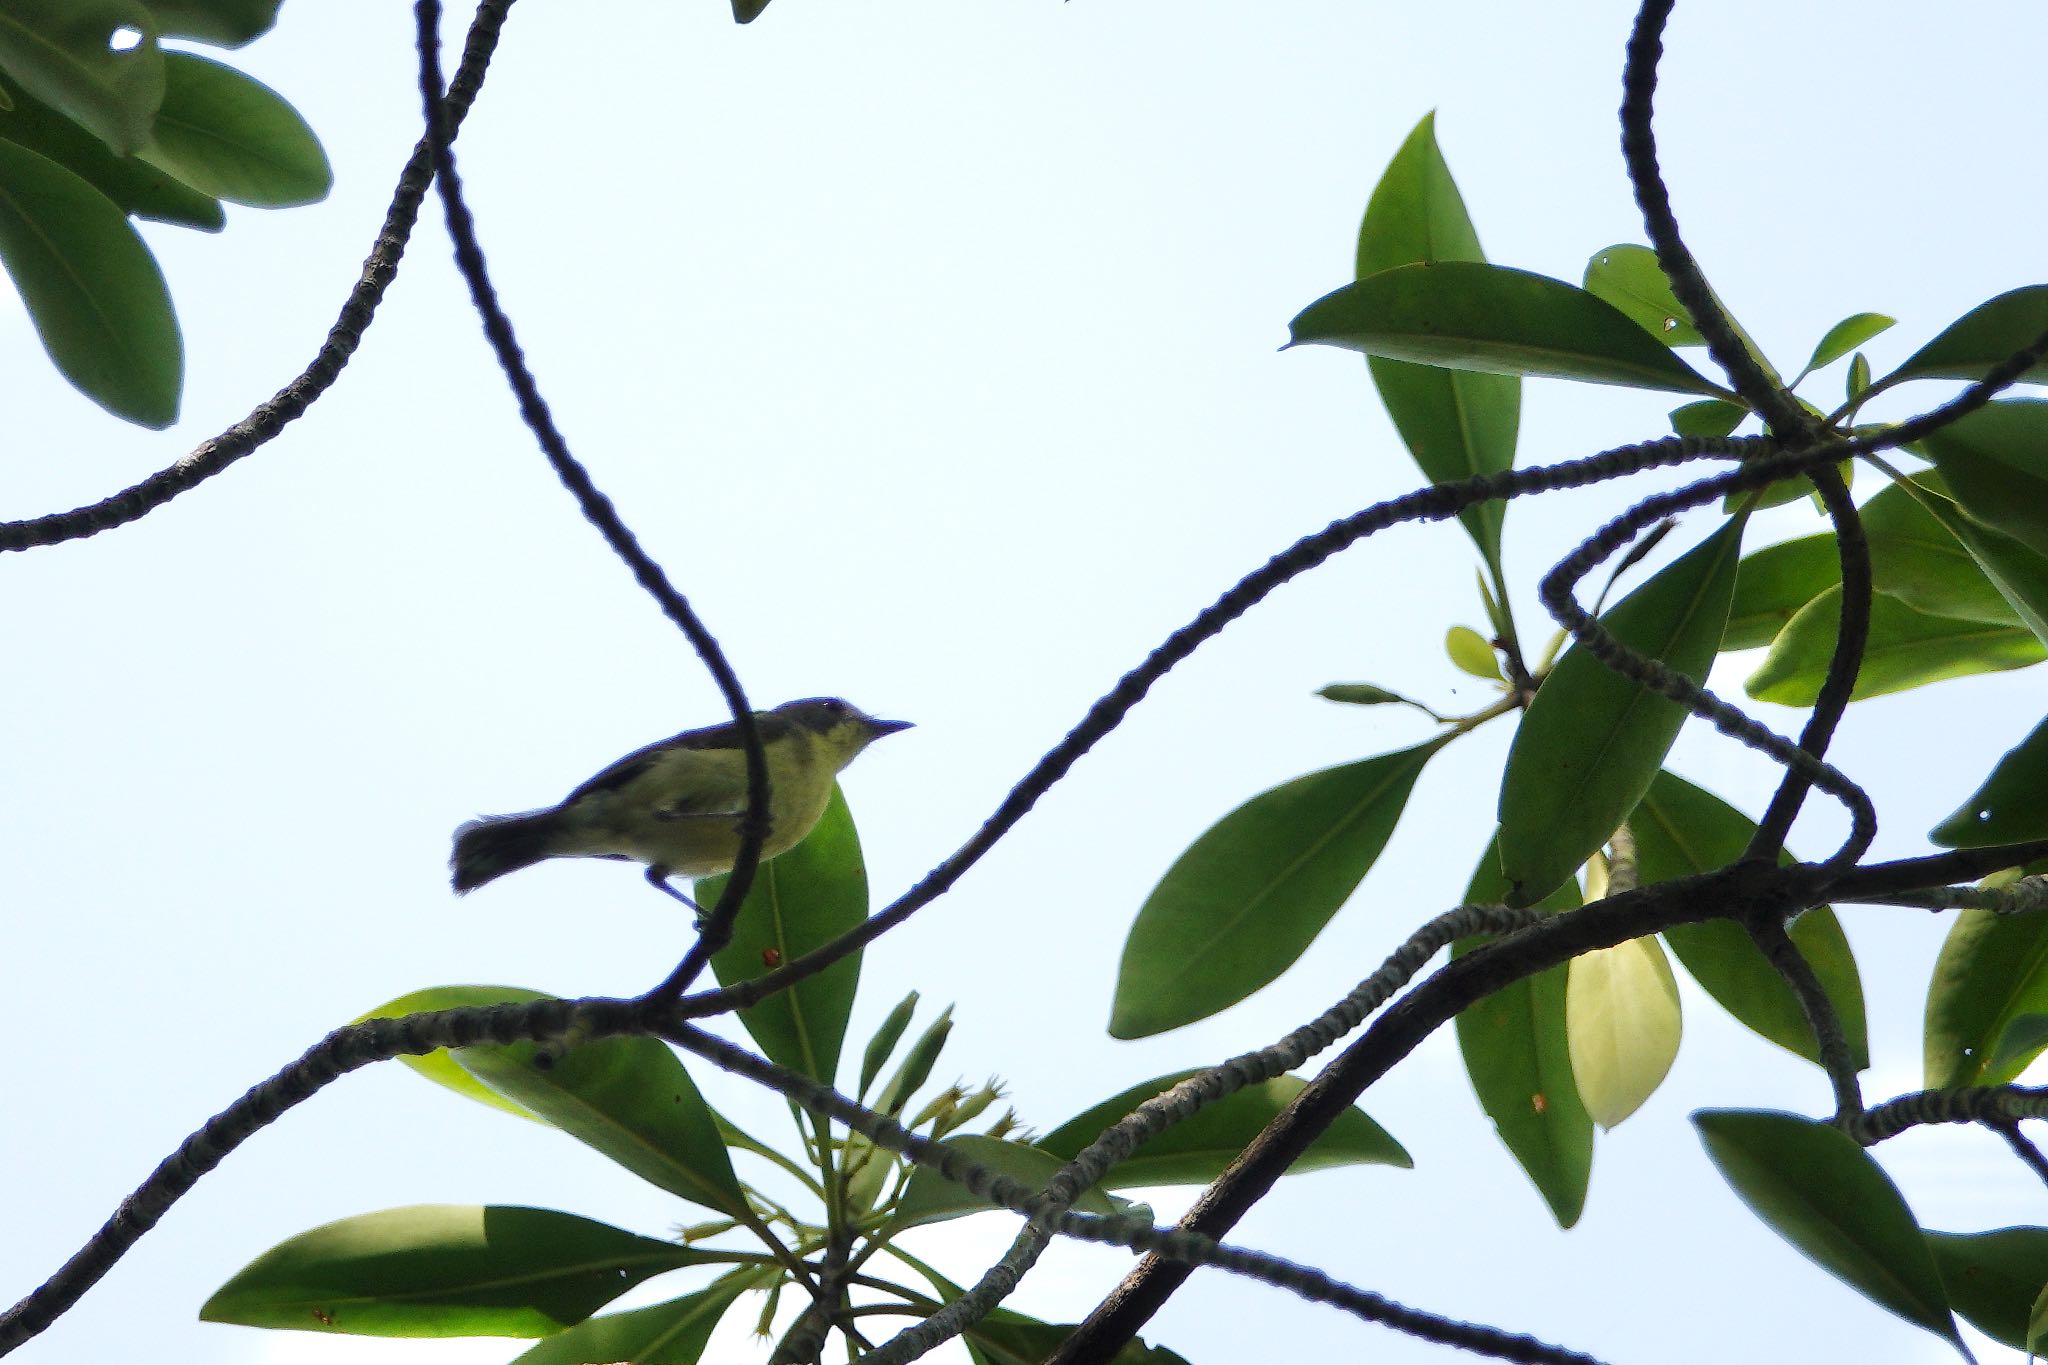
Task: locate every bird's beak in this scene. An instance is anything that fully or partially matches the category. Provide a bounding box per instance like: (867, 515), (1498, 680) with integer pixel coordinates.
(867, 717), (914, 738)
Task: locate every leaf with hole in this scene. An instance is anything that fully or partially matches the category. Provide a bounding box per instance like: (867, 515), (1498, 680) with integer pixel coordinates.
(1582, 243), (1702, 346)
(1111, 740), (1441, 1037)
(1288, 260), (1727, 396)
(0, 0), (163, 154)
(142, 0), (282, 46)
(201, 1205), (714, 1338)
(1497, 518), (1743, 905)
(1924, 908), (2048, 1089)
(1931, 713), (2048, 847)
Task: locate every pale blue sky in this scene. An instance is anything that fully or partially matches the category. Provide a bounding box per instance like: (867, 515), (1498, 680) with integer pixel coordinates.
(5, 3), (2046, 1363)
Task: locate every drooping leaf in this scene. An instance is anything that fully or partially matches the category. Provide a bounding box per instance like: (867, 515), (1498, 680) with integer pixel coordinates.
(1037, 1069), (1409, 1190)
(1924, 908), (2048, 1089)
(890, 1136), (1123, 1232)
(356, 984), (550, 1122)
(1631, 771), (1867, 1068)
(1744, 585), (2044, 706)
(1498, 518), (1744, 904)
(1288, 260), (1727, 396)
(1356, 113), (1516, 569)
(1111, 740), (1441, 1037)
(136, 50), (328, 206)
(1931, 713), (2048, 847)
(1880, 285), (2048, 391)
(141, 0), (282, 46)
(701, 784), (866, 1086)
(1582, 243), (1703, 346)
(0, 0), (163, 154)
(0, 73), (220, 226)
(1565, 933), (1680, 1129)
(1914, 399), (2048, 560)
(1927, 1227), (2048, 1353)
(201, 1205), (710, 1338)
(1453, 834), (1592, 1227)
(510, 1279), (753, 1365)
(1670, 398), (1746, 439)
(1697, 1111), (1963, 1351)
(454, 1035), (746, 1217)
(1725, 534), (1842, 652)
(1799, 312), (1896, 380)
(0, 137), (179, 425)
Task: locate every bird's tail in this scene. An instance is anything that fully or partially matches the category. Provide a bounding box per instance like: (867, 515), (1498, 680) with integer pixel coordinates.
(451, 810), (560, 893)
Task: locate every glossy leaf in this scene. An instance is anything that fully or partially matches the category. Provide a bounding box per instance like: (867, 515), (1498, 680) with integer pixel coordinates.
(1632, 771), (1867, 1068)
(1744, 585), (2044, 706)
(1882, 285), (2048, 390)
(1670, 398), (1745, 439)
(1287, 260), (1726, 396)
(1924, 909), (2048, 1089)
(891, 1136), (1122, 1231)
(1800, 312), (1895, 379)
(1582, 243), (1703, 346)
(0, 0), (162, 154)
(1445, 624), (1501, 680)
(1725, 535), (1842, 652)
(201, 1205), (708, 1338)
(1696, 1110), (1963, 1351)
(1915, 399), (2048, 560)
(1037, 1069), (1409, 1190)
(1565, 934), (1679, 1129)
(1931, 713), (2048, 847)
(1498, 519), (1743, 904)
(0, 74), (220, 226)
(1927, 1227), (2048, 1353)
(143, 0), (281, 46)
(1861, 478), (2026, 628)
(454, 1036), (746, 1217)
(357, 984), (550, 1122)
(1453, 834), (1592, 1227)
(510, 1279), (751, 1365)
(1357, 113), (1516, 568)
(1111, 741), (1439, 1037)
(701, 785), (866, 1085)
(0, 138), (179, 425)
(137, 51), (328, 206)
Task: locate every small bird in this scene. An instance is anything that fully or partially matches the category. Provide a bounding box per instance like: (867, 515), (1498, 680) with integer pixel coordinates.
(450, 697), (910, 903)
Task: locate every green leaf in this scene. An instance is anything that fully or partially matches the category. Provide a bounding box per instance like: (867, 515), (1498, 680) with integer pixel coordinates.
(962, 1307), (1193, 1365)
(1355, 114), (1516, 570)
(201, 1205), (710, 1338)
(1632, 771), (1868, 1068)
(1581, 243), (1703, 347)
(1497, 518), (1744, 905)
(872, 1005), (951, 1118)
(1110, 741), (1440, 1038)
(1036, 1069), (1409, 1190)
(140, 0), (281, 46)
(0, 137), (179, 425)
(891, 1136), (1124, 1232)
(135, 50), (328, 206)
(0, 74), (220, 226)
(1445, 624), (1501, 680)
(1992, 1014), (2048, 1074)
(1915, 400), (2048, 561)
(1565, 933), (1680, 1129)
(1927, 1227), (2048, 1353)
(731, 0), (772, 22)
(701, 784), (866, 1086)
(1287, 260), (1727, 396)
(1453, 834), (1592, 1227)
(1924, 908), (2048, 1089)
(454, 1035), (746, 1218)
(1670, 398), (1746, 439)
(356, 984), (551, 1122)
(857, 989), (919, 1101)
(0, 0), (162, 154)
(1799, 312), (1895, 380)
(1882, 285), (2048, 391)
(1744, 585), (2045, 706)
(1861, 476), (2027, 628)
(1725, 535), (1843, 652)
(510, 1279), (752, 1365)
(1697, 1111), (1963, 1351)
(1931, 713), (2048, 847)
(1317, 683), (1404, 707)
(1848, 352), (1872, 402)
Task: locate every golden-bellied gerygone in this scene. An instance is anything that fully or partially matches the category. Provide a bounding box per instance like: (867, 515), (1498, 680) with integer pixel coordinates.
(450, 697), (910, 906)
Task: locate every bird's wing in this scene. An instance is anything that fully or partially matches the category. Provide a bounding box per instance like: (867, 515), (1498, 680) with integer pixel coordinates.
(564, 711), (795, 807)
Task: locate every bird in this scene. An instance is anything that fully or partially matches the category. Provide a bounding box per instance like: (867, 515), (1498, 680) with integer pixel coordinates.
(450, 697), (910, 905)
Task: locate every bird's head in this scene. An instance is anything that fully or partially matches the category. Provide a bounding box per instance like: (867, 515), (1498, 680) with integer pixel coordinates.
(774, 697), (913, 768)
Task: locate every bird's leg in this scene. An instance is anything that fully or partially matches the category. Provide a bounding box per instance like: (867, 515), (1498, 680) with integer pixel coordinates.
(646, 864), (708, 921)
